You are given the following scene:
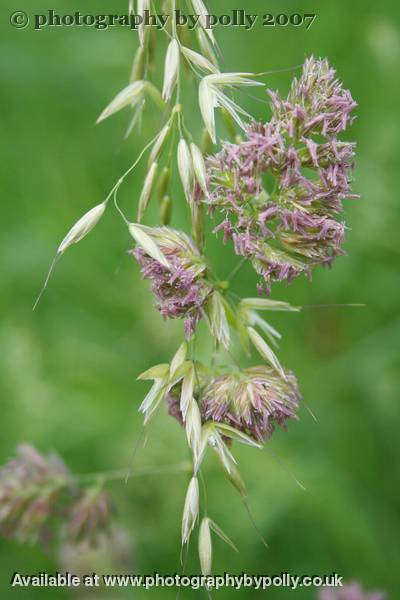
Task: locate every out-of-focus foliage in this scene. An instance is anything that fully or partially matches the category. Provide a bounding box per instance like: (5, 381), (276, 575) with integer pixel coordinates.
(0, 0), (398, 598)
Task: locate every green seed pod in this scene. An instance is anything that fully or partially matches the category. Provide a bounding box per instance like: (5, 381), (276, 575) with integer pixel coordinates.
(137, 162), (158, 223)
(198, 518), (212, 576)
(157, 167), (171, 202)
(148, 124), (170, 167)
(190, 143), (208, 196)
(177, 138), (194, 202)
(130, 47), (145, 83)
(181, 477), (199, 545)
(160, 195), (172, 225)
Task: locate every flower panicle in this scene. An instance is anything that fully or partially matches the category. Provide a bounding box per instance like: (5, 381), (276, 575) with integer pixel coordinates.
(202, 365), (301, 443)
(0, 444), (71, 544)
(0, 445), (115, 547)
(273, 55), (357, 138)
(164, 358), (300, 445)
(206, 57), (358, 294)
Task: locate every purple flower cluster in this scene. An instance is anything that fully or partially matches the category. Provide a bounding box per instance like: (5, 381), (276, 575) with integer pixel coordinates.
(167, 365), (300, 443)
(166, 385), (185, 426)
(132, 228), (212, 338)
(207, 57), (357, 293)
(0, 444), (71, 544)
(65, 487), (114, 545)
(201, 366), (301, 443)
(318, 582), (387, 600)
(0, 445), (115, 547)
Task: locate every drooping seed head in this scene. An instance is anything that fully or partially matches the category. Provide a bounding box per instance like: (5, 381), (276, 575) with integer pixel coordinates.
(198, 518), (212, 575)
(97, 80), (147, 123)
(137, 162), (158, 222)
(181, 476), (199, 544)
(177, 139), (194, 202)
(190, 143), (209, 197)
(181, 46), (218, 75)
(162, 39), (180, 102)
(148, 123), (170, 166)
(58, 203), (106, 255)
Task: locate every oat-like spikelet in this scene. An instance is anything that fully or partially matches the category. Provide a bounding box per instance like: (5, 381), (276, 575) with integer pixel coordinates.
(162, 39), (180, 102)
(177, 138), (194, 202)
(199, 73), (263, 143)
(181, 477), (199, 544)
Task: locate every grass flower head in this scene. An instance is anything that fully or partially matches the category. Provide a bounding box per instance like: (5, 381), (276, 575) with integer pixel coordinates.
(207, 57), (357, 293)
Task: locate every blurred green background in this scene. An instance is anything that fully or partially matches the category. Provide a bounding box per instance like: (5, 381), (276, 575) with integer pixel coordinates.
(1, 0), (399, 598)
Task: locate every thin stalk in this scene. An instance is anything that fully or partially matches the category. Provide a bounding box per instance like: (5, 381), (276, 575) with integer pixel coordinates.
(75, 461), (190, 485)
(226, 257), (247, 283)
